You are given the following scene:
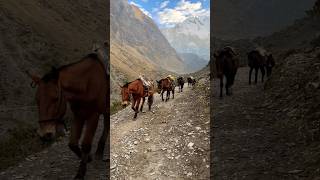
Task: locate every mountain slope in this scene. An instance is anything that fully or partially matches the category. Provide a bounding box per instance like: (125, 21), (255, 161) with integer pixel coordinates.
(162, 16), (210, 61)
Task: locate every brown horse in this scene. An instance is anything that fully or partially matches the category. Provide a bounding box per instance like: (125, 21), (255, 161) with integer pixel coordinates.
(187, 77), (193, 87)
(157, 78), (175, 101)
(248, 49), (267, 84)
(214, 46), (239, 97)
(266, 54), (275, 78)
(177, 76), (185, 92)
(27, 47), (109, 179)
(120, 79), (154, 119)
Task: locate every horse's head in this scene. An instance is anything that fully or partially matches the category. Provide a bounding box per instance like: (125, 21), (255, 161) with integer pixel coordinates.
(27, 69), (67, 142)
(119, 83), (130, 107)
(156, 80), (162, 94)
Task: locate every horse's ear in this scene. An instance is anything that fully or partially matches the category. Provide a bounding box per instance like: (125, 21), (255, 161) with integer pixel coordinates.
(26, 70), (41, 87)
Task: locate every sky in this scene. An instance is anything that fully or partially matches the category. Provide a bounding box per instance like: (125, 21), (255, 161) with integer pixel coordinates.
(128, 0), (210, 28)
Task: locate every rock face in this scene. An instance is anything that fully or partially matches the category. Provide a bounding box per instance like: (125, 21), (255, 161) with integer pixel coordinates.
(212, 0), (316, 40)
(162, 16), (210, 61)
(0, 0), (107, 107)
(110, 0), (185, 103)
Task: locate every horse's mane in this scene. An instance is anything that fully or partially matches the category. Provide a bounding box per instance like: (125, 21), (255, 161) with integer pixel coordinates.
(41, 53), (100, 82)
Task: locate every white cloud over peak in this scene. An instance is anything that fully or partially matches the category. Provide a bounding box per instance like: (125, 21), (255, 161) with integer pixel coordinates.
(160, 1), (170, 9)
(157, 0), (209, 26)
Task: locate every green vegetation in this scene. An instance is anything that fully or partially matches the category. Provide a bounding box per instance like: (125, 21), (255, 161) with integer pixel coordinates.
(111, 101), (124, 115)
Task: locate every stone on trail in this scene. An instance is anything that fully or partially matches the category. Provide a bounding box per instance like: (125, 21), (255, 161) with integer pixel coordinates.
(187, 142), (194, 149)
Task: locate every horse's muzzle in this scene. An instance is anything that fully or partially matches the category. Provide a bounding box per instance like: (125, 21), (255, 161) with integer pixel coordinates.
(122, 101), (129, 107)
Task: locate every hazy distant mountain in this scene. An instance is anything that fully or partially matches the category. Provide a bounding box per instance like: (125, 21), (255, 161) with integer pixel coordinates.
(179, 53), (208, 73)
(212, 0), (317, 40)
(161, 16), (210, 61)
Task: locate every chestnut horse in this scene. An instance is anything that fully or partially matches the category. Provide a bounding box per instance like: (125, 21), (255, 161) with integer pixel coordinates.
(214, 46), (239, 97)
(177, 76), (185, 92)
(157, 78), (175, 101)
(120, 79), (154, 119)
(27, 47), (109, 179)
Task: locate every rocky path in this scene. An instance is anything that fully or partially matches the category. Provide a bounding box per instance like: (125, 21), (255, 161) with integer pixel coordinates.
(110, 79), (210, 179)
(211, 67), (301, 179)
(0, 117), (108, 180)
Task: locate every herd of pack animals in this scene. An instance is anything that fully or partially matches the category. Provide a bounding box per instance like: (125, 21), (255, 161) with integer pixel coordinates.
(23, 41), (274, 179)
(118, 74), (196, 119)
(214, 46), (275, 98)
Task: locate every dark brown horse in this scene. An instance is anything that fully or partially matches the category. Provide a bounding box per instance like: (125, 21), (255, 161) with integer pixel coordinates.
(214, 46), (239, 97)
(27, 46), (109, 179)
(187, 77), (193, 87)
(120, 79), (154, 119)
(266, 54), (275, 78)
(191, 78), (196, 86)
(248, 49), (267, 84)
(177, 76), (185, 92)
(157, 78), (175, 101)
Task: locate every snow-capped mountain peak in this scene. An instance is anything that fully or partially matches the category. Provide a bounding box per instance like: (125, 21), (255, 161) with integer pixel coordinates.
(161, 15), (210, 61)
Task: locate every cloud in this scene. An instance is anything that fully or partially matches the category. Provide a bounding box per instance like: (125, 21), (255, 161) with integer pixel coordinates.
(129, 1), (152, 18)
(160, 1), (170, 9)
(157, 0), (209, 26)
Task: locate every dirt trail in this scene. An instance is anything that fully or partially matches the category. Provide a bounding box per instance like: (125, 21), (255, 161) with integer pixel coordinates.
(111, 80), (210, 179)
(0, 118), (108, 180)
(211, 67), (302, 179)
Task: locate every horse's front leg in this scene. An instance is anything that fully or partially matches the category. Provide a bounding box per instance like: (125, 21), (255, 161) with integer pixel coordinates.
(220, 76), (223, 98)
(147, 95), (153, 111)
(161, 90), (164, 101)
(75, 113), (99, 179)
(254, 68), (258, 84)
(260, 66), (265, 82)
(131, 97), (136, 111)
(249, 67), (253, 84)
(134, 98), (141, 119)
(95, 112), (109, 160)
(172, 89), (174, 99)
(226, 75), (230, 96)
(140, 97), (146, 112)
(166, 90), (170, 101)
